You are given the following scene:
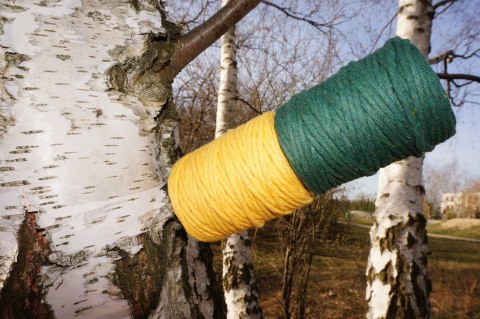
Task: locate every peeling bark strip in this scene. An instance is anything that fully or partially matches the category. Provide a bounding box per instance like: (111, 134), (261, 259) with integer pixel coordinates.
(111, 233), (164, 319)
(0, 210), (54, 319)
(111, 218), (222, 319)
(112, 214), (224, 319)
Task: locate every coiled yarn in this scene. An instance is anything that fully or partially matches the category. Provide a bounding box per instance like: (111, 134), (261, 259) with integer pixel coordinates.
(168, 112), (313, 242)
(275, 37), (455, 194)
(168, 37), (456, 242)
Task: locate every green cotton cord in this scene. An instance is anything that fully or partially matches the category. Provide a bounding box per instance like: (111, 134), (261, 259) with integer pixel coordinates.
(274, 37), (456, 195)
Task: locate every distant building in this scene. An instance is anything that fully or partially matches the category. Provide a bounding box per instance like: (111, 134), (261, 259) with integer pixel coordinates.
(440, 192), (480, 219)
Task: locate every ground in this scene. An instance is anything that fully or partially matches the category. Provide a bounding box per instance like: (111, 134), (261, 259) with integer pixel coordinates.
(212, 220), (480, 318)
(428, 219), (480, 240)
(349, 213), (480, 241)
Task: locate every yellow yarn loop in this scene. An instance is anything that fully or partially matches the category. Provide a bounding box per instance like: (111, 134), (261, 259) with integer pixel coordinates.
(168, 112), (313, 242)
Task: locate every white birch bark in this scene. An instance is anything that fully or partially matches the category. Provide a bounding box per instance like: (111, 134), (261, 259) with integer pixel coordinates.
(217, 1), (262, 317)
(215, 1), (237, 139)
(222, 232), (262, 319)
(366, 1), (434, 318)
(0, 1), (220, 317)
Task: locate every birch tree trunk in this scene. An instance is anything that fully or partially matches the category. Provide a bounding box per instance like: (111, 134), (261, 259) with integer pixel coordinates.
(366, 1), (434, 318)
(217, 1), (262, 317)
(0, 0), (260, 317)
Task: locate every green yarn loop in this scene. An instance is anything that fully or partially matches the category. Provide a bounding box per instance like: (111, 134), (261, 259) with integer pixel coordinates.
(274, 37), (456, 195)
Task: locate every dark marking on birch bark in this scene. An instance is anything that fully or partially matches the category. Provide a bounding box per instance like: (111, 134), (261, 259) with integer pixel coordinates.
(368, 212), (431, 318)
(414, 185), (425, 195)
(5, 52), (30, 65)
(223, 257), (253, 291)
(21, 130), (44, 134)
(106, 31), (175, 106)
(55, 54), (70, 60)
(411, 260), (429, 317)
(0, 18), (5, 35)
(223, 234), (262, 317)
(379, 226), (397, 254)
(0, 211), (55, 319)
(5, 158), (27, 162)
(406, 231), (416, 248)
(111, 215), (208, 318)
(110, 233), (164, 319)
(153, 99), (182, 177)
(1, 180), (30, 187)
(128, 0), (141, 12)
(189, 239), (227, 319)
(399, 3), (414, 13)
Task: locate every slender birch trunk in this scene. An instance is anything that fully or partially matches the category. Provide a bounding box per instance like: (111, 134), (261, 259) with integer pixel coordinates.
(0, 0), (259, 317)
(217, 1), (262, 317)
(366, 1), (434, 318)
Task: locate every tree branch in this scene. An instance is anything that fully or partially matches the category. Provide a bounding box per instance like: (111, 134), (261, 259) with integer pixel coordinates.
(236, 97), (263, 114)
(437, 73), (480, 83)
(176, 0), (216, 29)
(432, 0), (460, 11)
(429, 48), (480, 65)
(368, 9), (399, 53)
(438, 72), (480, 106)
(433, 47), (480, 106)
(429, 50), (454, 64)
(261, 0), (332, 33)
(167, 0), (261, 78)
(433, 0), (461, 17)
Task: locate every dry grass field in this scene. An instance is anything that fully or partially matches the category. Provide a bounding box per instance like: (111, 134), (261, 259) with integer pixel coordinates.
(428, 219), (480, 240)
(212, 221), (480, 318)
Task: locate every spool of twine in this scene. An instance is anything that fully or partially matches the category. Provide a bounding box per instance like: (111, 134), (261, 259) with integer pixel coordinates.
(168, 37), (455, 242)
(275, 37), (455, 194)
(168, 112), (313, 242)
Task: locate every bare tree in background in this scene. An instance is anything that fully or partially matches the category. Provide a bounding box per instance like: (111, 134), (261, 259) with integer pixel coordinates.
(175, 58), (218, 153)
(275, 193), (340, 319)
(424, 159), (466, 218)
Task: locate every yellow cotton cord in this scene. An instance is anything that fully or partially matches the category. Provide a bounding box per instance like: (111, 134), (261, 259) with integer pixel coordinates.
(168, 112), (314, 242)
